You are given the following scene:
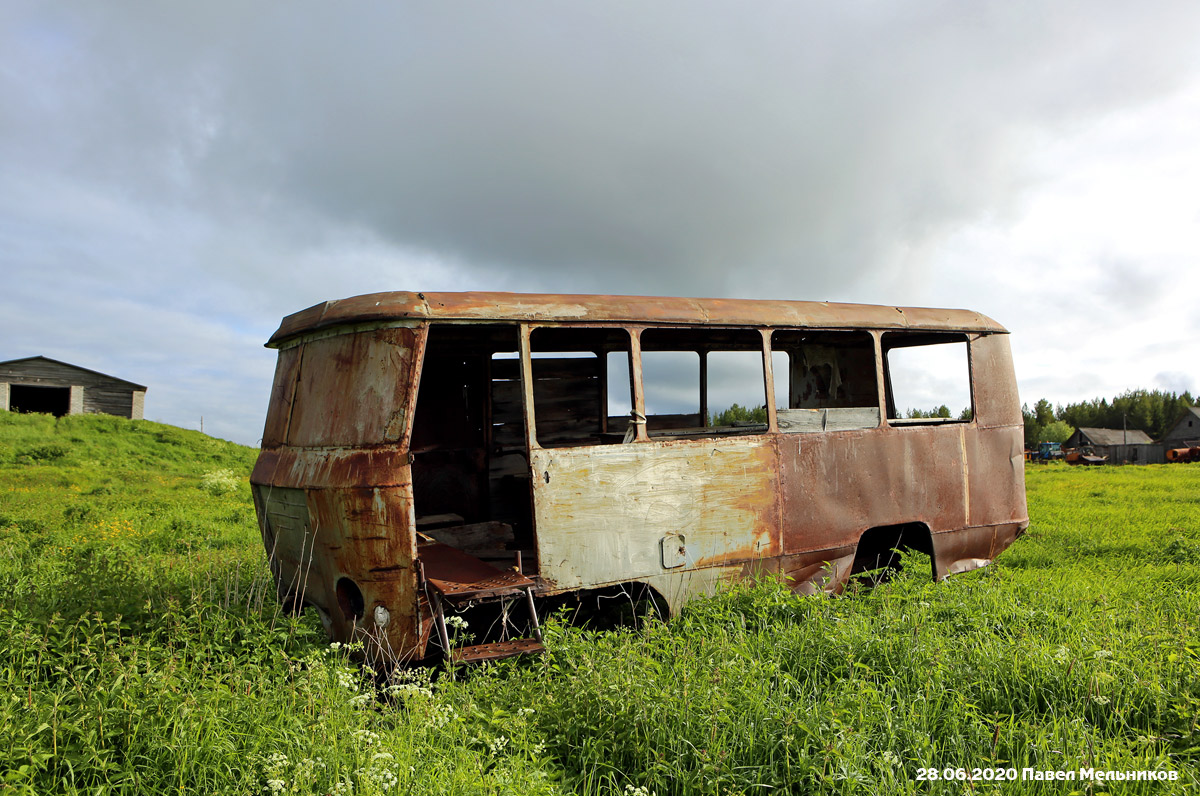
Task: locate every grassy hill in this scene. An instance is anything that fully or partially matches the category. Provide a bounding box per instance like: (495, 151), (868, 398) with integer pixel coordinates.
(0, 411), (1197, 795)
(0, 412), (260, 621)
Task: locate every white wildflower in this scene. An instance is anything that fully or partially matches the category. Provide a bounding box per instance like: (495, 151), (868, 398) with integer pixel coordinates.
(385, 682), (433, 699)
(200, 468), (241, 495)
(335, 668), (359, 691)
(427, 704), (454, 728)
(352, 729), (380, 746)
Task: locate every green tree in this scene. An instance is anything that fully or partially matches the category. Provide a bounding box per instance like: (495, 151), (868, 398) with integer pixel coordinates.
(709, 404), (767, 426)
(1039, 420), (1074, 444)
(905, 405), (951, 419)
(1057, 389), (1195, 439)
(1033, 398), (1055, 427)
(1022, 403), (1036, 448)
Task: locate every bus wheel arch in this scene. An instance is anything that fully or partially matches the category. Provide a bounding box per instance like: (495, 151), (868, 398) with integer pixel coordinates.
(557, 580), (671, 629)
(850, 522), (936, 584)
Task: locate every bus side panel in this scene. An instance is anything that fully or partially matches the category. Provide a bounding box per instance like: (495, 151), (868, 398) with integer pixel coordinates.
(966, 425), (1028, 529)
(970, 334), (1022, 428)
(929, 424), (1029, 577)
(530, 438), (779, 592)
(929, 333), (1029, 575)
(776, 426), (970, 553)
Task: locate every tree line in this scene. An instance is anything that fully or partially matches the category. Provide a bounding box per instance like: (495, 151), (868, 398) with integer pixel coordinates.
(1023, 389), (1195, 447)
(706, 389), (1195, 447)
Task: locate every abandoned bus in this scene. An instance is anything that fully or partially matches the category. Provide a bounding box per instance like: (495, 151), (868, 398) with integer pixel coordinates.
(251, 292), (1028, 666)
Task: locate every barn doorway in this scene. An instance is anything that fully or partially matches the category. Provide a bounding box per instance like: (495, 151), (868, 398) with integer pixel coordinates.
(9, 385), (71, 417)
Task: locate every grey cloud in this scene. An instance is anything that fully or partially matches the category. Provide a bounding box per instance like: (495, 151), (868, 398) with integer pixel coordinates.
(5, 1), (1200, 443)
(8, 2), (1200, 300)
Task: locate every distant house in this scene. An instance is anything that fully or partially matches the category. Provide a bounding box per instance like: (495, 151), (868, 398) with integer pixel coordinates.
(0, 356), (146, 420)
(1161, 406), (1200, 448)
(1064, 426), (1161, 465)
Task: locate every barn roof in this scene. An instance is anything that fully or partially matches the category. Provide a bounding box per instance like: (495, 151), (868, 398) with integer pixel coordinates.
(0, 356), (147, 391)
(267, 291), (1008, 347)
(1075, 427), (1153, 446)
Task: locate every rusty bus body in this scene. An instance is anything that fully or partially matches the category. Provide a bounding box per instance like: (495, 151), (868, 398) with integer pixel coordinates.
(251, 292), (1028, 666)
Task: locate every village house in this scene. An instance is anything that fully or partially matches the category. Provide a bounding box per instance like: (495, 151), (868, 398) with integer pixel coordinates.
(1161, 406), (1200, 449)
(1064, 426), (1161, 465)
(0, 356), (146, 419)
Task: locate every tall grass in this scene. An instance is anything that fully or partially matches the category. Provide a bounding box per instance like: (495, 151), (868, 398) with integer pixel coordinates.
(0, 414), (1196, 794)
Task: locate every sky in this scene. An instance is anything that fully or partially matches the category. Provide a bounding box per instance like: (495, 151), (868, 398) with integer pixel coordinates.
(2, 2), (1199, 445)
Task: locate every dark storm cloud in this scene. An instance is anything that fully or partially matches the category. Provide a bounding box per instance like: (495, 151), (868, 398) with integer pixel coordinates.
(7, 1), (1200, 301)
(4, 1), (1200, 442)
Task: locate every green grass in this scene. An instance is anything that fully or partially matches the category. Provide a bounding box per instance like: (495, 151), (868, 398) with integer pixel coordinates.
(0, 412), (1197, 794)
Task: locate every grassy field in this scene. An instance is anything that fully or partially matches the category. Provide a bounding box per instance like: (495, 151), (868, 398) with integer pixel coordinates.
(0, 411), (1197, 795)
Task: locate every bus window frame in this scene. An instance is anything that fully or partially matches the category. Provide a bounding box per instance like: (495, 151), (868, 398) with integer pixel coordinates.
(516, 324), (985, 446)
(767, 328), (884, 434)
(880, 330), (976, 426)
(521, 324), (780, 448)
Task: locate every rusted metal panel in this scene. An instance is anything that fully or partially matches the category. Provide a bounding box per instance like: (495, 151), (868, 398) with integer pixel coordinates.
(419, 542), (535, 602)
(1167, 447), (1200, 462)
(779, 546), (857, 595)
(777, 425), (970, 555)
(530, 438), (779, 591)
(256, 486), (309, 587)
(965, 426), (1029, 528)
(252, 446), (411, 489)
(267, 292), (1008, 347)
(253, 324), (426, 664)
(930, 521), (1026, 577)
(287, 327), (417, 448)
(257, 482), (421, 665)
(261, 345), (302, 446)
(969, 334), (1021, 428)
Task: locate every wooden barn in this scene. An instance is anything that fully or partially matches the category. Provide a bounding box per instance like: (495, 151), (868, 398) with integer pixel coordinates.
(1162, 406), (1200, 448)
(1064, 426), (1162, 465)
(0, 356), (146, 420)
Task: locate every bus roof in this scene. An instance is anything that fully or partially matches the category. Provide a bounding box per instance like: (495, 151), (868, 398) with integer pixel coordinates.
(267, 291), (1007, 347)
